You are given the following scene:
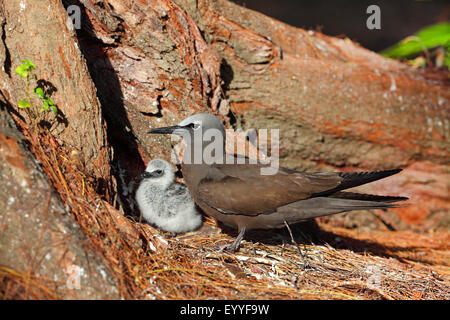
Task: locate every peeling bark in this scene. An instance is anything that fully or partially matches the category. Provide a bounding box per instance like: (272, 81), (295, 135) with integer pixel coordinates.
(176, 0), (450, 166)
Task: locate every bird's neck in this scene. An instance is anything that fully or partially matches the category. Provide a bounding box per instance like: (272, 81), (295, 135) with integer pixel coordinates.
(180, 138), (226, 197)
(180, 162), (209, 196)
(181, 139), (226, 165)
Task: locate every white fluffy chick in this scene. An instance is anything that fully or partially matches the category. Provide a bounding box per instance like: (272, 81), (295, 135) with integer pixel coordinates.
(135, 159), (202, 234)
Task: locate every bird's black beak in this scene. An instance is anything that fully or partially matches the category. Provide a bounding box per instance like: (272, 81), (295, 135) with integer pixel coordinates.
(147, 125), (186, 135)
(136, 171), (153, 181)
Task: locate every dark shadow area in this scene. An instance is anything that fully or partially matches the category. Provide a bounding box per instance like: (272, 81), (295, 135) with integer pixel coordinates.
(140, 96), (163, 118)
(34, 79), (69, 129)
(0, 90), (25, 123)
(232, 0), (449, 52)
(216, 220), (322, 249)
(64, 0), (145, 213)
(36, 79), (57, 96)
(1, 20), (11, 76)
(219, 58), (238, 129)
(220, 58), (234, 95)
(175, 163), (184, 179)
(217, 218), (425, 263)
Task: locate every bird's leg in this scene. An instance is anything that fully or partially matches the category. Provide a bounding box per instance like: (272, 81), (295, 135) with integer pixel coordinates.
(284, 221), (310, 269)
(214, 227), (246, 252)
(284, 221), (303, 256)
(280, 239), (286, 256)
(251, 241), (257, 256)
(226, 227), (246, 252)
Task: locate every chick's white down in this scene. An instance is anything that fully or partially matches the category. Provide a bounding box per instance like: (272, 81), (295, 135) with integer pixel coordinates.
(135, 159), (202, 233)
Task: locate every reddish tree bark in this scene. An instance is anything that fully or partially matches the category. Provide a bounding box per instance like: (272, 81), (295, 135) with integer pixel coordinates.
(0, 101), (119, 299)
(0, 0), (448, 300)
(0, 0), (111, 183)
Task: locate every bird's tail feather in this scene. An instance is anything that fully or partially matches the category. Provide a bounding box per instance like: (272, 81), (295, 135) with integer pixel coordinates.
(277, 196), (408, 225)
(313, 169), (403, 197)
(328, 191), (408, 203)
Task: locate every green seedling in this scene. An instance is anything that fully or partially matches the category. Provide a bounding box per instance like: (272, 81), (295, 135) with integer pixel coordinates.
(15, 59), (58, 128)
(381, 22), (450, 68)
(17, 99), (31, 109)
(15, 58), (36, 79)
(34, 87), (58, 114)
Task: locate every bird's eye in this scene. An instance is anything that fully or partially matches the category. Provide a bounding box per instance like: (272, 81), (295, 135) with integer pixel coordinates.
(155, 169), (163, 175)
(189, 123), (200, 130)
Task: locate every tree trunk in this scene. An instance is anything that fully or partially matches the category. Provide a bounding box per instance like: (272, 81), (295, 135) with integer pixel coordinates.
(0, 99), (119, 299)
(0, 0), (113, 190)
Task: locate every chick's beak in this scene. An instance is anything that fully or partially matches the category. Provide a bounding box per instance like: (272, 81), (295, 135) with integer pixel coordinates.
(136, 171), (153, 181)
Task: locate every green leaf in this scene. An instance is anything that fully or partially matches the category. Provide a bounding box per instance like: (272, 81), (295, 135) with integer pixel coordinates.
(42, 100), (50, 110)
(18, 99), (31, 108)
(381, 22), (450, 59)
(44, 97), (54, 106)
(51, 105), (58, 115)
(21, 59), (36, 70)
(34, 87), (45, 98)
(15, 66), (28, 78)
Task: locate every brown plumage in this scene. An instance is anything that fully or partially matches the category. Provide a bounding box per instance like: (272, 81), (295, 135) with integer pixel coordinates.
(149, 114), (408, 251)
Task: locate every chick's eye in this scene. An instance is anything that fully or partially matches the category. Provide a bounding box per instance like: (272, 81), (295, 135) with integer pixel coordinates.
(155, 170), (163, 175)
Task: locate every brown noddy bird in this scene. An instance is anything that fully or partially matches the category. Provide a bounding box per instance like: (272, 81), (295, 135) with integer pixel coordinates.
(148, 114), (408, 251)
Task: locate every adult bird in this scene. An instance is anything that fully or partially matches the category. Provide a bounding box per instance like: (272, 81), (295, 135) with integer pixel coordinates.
(148, 114), (408, 251)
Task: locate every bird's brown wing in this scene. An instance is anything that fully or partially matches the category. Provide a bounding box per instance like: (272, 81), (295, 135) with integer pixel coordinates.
(197, 164), (403, 216)
(197, 164), (343, 215)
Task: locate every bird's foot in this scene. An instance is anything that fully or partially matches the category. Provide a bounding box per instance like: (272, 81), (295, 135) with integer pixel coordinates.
(212, 242), (240, 252)
(211, 227), (246, 253)
(166, 232), (178, 238)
